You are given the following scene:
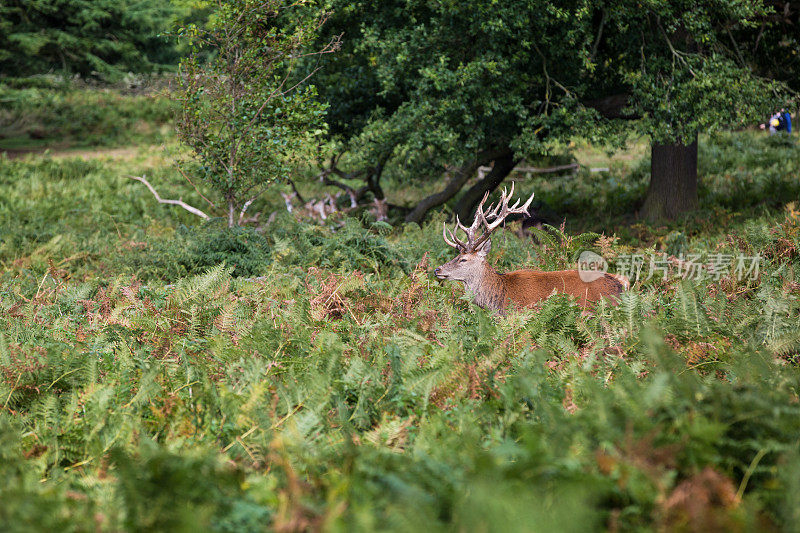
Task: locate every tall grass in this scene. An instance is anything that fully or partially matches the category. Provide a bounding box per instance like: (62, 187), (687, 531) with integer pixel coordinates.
(0, 78), (175, 149)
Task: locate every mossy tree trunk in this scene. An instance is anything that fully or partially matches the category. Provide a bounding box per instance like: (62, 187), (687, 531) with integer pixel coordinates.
(641, 134), (698, 221)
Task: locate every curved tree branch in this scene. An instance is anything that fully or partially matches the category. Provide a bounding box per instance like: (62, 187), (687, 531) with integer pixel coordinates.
(404, 147), (511, 224)
(286, 178), (306, 205)
(358, 153), (390, 201)
(590, 9), (607, 64)
(128, 175), (210, 220)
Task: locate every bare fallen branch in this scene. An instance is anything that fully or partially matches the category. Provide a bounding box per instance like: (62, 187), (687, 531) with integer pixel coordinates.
(128, 175), (210, 220)
(479, 162), (579, 180)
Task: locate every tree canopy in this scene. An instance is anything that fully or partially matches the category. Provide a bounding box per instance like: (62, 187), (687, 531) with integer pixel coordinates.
(0, 0), (202, 80)
(3, 0), (796, 221)
(309, 0), (792, 221)
(733, 0), (800, 92)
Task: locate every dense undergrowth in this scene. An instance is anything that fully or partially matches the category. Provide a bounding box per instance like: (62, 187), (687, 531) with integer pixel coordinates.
(1, 131), (799, 531)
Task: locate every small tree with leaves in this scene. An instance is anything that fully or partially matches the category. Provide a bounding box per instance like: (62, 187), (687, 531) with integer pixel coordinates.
(134, 0), (339, 227)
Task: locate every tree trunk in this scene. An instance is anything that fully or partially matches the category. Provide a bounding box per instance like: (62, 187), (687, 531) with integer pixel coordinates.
(367, 170), (384, 200)
(640, 135), (698, 221)
(404, 147), (511, 224)
(404, 161), (481, 224)
(358, 159), (387, 201)
(227, 199), (236, 228)
(454, 152), (517, 222)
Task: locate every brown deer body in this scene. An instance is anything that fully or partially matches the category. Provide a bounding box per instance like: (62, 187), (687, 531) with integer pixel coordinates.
(434, 186), (628, 313)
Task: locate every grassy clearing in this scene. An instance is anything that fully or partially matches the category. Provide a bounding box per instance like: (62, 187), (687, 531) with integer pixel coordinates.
(0, 78), (175, 154)
(0, 129), (799, 530)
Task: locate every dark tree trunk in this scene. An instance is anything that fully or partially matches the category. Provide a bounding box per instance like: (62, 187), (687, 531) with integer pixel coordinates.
(364, 163), (385, 200)
(404, 162), (480, 224)
(355, 155), (389, 202)
(404, 148), (510, 224)
(641, 135), (698, 221)
(454, 152), (517, 222)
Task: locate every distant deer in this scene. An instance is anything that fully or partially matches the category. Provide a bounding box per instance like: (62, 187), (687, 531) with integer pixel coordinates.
(371, 197), (388, 222)
(434, 185), (628, 313)
(280, 191), (346, 222)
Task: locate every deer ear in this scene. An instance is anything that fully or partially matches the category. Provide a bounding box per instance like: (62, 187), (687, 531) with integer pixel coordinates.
(476, 238), (491, 257)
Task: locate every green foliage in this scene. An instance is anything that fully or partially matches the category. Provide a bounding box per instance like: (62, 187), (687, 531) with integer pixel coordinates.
(0, 79), (175, 148)
(0, 418), (96, 532)
(627, 51), (781, 144)
(699, 132), (800, 211)
(2, 130), (800, 530)
(313, 0), (612, 172)
(3, 0), (800, 527)
(123, 223), (272, 281)
(1, 250), (799, 529)
(308, 0), (790, 197)
(601, 2), (786, 143)
(0, 0), (194, 80)
(267, 215), (409, 274)
(731, 3), (800, 94)
(173, 0), (335, 227)
(119, 216), (409, 282)
(0, 156), (408, 283)
(111, 444), (271, 531)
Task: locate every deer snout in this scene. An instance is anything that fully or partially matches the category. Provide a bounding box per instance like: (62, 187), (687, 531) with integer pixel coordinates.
(434, 267), (446, 279)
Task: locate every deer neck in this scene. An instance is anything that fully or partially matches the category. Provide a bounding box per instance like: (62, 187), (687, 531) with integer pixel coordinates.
(462, 262), (506, 312)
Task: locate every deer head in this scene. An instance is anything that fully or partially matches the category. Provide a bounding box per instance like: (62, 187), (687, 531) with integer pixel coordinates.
(280, 191), (298, 213)
(434, 184), (534, 282)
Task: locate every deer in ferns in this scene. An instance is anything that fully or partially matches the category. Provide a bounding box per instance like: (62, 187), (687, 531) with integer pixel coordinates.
(434, 185), (629, 313)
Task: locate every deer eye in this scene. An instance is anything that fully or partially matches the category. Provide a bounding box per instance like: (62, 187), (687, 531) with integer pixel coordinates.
(459, 258), (468, 263)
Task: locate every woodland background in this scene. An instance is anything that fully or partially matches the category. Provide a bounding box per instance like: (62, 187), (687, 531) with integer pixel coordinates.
(1, 1), (800, 531)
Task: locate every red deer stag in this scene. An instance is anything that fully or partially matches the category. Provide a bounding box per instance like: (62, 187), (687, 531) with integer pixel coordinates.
(434, 185), (628, 313)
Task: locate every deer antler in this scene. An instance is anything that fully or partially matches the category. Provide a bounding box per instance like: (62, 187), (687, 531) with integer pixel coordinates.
(441, 183), (534, 252)
(472, 183), (534, 249)
(443, 210), (484, 252)
(443, 222), (468, 251)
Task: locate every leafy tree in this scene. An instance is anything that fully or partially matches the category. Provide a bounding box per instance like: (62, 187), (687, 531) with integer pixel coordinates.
(0, 0), (191, 80)
(587, 2), (792, 220)
(135, 0), (339, 227)
(309, 0), (789, 222)
(310, 0), (606, 222)
(732, 0), (800, 93)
